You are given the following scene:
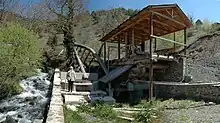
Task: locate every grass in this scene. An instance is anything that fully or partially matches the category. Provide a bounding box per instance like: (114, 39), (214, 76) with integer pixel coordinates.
(77, 103), (130, 123)
(64, 99), (200, 123)
(63, 106), (87, 123)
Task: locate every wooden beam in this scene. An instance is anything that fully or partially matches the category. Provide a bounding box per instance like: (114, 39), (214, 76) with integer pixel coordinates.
(102, 14), (148, 41)
(138, 20), (170, 33)
(151, 35), (187, 46)
(151, 11), (186, 27)
(135, 22), (168, 35)
(149, 12), (154, 101)
(83, 51), (90, 63)
(153, 14), (178, 32)
(133, 26), (150, 35)
(80, 48), (86, 59)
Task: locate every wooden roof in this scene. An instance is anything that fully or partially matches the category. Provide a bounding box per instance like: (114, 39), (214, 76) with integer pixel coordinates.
(100, 4), (192, 44)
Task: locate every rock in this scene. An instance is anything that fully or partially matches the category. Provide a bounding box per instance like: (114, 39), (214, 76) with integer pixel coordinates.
(0, 114), (5, 122)
(18, 118), (31, 123)
(4, 115), (16, 123)
(208, 102), (215, 105)
(17, 114), (23, 118)
(7, 111), (17, 116)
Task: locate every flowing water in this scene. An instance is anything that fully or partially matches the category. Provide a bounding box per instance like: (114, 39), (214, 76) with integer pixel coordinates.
(0, 73), (51, 123)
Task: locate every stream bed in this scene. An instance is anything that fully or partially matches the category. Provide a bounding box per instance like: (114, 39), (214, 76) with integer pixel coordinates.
(0, 73), (51, 123)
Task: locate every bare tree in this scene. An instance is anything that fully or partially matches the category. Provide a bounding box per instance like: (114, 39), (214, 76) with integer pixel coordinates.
(45, 0), (87, 59)
(0, 0), (18, 22)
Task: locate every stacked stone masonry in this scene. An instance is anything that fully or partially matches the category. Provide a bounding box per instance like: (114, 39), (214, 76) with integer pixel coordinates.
(155, 82), (220, 103)
(46, 69), (64, 123)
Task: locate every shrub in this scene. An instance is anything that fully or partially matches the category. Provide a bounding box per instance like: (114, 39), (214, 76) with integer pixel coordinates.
(92, 104), (117, 120)
(0, 23), (41, 99)
(63, 106), (87, 123)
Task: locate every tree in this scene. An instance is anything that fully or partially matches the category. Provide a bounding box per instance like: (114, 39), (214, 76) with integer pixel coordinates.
(0, 23), (41, 98)
(0, 0), (18, 22)
(45, 0), (87, 61)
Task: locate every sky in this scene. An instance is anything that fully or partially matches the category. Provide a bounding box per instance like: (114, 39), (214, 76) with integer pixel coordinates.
(88, 0), (220, 22)
(19, 0), (220, 22)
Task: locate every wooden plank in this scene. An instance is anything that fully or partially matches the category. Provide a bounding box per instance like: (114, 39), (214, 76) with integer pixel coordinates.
(99, 65), (133, 83)
(73, 47), (86, 75)
(146, 64), (169, 69)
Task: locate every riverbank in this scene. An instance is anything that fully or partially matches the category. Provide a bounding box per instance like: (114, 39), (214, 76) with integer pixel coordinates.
(0, 73), (51, 123)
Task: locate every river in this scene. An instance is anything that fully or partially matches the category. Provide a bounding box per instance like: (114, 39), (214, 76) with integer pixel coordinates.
(0, 72), (51, 123)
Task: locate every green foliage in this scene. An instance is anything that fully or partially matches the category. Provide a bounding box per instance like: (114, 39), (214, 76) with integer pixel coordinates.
(133, 101), (163, 123)
(0, 23), (41, 99)
(92, 103), (117, 119)
(156, 30), (184, 50)
(78, 103), (117, 120)
(63, 106), (87, 123)
(77, 103), (130, 123)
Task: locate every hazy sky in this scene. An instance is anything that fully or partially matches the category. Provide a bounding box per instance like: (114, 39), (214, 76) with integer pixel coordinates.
(88, 0), (220, 22)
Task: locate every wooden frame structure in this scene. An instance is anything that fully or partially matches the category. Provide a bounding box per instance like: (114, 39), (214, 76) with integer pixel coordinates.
(100, 4), (192, 100)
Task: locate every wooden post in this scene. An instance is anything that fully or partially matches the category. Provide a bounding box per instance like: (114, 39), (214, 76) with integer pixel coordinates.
(141, 41), (145, 52)
(132, 28), (135, 55)
(108, 45), (110, 71)
(173, 32), (176, 51)
(184, 29), (187, 55)
(154, 38), (157, 51)
(104, 41), (106, 63)
(125, 32), (128, 58)
(118, 38), (121, 60)
(149, 12), (154, 101)
(184, 28), (187, 77)
(108, 83), (112, 96)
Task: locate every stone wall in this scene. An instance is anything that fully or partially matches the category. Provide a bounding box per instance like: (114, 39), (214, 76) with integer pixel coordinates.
(155, 82), (220, 103)
(156, 58), (184, 82)
(46, 69), (64, 123)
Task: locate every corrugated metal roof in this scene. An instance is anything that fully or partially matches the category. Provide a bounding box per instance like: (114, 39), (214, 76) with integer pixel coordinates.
(99, 65), (133, 83)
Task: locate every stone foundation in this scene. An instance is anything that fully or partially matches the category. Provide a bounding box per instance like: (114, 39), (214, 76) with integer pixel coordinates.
(155, 82), (220, 103)
(46, 69), (64, 123)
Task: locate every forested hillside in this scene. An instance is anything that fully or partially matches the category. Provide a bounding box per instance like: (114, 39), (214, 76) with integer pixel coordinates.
(1, 0), (220, 99)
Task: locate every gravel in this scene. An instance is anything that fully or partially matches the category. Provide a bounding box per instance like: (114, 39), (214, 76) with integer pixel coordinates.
(164, 104), (220, 123)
